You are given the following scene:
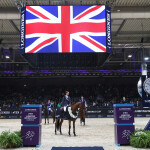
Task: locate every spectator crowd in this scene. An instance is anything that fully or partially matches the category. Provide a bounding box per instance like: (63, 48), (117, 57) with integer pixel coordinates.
(0, 83), (141, 109)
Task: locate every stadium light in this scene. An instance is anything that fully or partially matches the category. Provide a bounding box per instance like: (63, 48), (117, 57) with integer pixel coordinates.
(5, 55), (10, 59)
(144, 57), (149, 61)
(128, 54), (132, 58)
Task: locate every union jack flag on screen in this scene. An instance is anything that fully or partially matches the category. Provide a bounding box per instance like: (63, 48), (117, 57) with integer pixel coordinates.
(20, 6), (111, 53)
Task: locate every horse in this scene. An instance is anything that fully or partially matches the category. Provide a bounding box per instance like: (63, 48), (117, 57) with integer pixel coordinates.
(43, 105), (55, 124)
(79, 106), (86, 125)
(55, 102), (86, 136)
(43, 105), (49, 124)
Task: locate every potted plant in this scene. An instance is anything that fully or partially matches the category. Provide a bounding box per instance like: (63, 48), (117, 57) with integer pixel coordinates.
(0, 130), (22, 148)
(130, 129), (150, 148)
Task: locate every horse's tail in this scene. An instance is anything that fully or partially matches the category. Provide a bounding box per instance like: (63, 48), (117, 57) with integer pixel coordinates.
(56, 119), (60, 131)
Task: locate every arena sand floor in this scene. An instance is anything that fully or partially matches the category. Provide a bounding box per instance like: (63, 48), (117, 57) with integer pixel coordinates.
(0, 118), (148, 150)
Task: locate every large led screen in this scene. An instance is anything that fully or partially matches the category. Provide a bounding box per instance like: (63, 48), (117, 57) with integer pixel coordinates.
(20, 6), (111, 53)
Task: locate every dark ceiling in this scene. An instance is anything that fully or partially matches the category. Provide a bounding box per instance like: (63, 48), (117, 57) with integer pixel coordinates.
(0, 0), (150, 77)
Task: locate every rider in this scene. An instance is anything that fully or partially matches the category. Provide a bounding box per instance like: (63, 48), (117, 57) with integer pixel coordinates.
(80, 96), (87, 107)
(50, 100), (55, 113)
(61, 91), (71, 117)
(51, 100), (55, 108)
(47, 100), (51, 107)
(47, 100), (52, 114)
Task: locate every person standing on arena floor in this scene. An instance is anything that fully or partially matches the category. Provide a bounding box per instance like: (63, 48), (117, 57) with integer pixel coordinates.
(61, 91), (71, 117)
(122, 97), (127, 104)
(57, 101), (61, 108)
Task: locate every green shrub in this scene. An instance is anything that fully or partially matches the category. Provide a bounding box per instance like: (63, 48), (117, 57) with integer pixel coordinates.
(0, 130), (22, 148)
(14, 130), (21, 137)
(130, 129), (150, 148)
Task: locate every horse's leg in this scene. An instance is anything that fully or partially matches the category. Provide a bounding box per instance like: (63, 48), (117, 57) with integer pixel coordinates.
(60, 119), (63, 135)
(53, 117), (55, 124)
(84, 118), (85, 126)
(68, 120), (71, 136)
(44, 116), (46, 124)
(81, 117), (83, 125)
(48, 114), (50, 124)
(73, 120), (76, 136)
(53, 113), (55, 124)
(55, 119), (57, 135)
(82, 117), (84, 125)
(54, 112), (56, 123)
(80, 117), (82, 125)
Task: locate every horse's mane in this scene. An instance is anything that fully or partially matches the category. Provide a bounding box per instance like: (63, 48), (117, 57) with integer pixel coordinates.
(71, 102), (81, 108)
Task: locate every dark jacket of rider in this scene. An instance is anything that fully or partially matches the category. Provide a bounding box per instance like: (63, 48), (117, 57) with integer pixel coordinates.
(62, 95), (71, 107)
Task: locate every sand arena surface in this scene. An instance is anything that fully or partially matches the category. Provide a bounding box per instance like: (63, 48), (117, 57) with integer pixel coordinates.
(0, 118), (148, 150)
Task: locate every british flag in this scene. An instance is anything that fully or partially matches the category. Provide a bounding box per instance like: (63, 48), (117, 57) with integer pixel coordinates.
(23, 6), (111, 53)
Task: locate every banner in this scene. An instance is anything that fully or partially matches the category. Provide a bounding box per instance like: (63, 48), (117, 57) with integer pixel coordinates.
(1, 108), (150, 118)
(20, 7), (26, 54)
(105, 6), (112, 53)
